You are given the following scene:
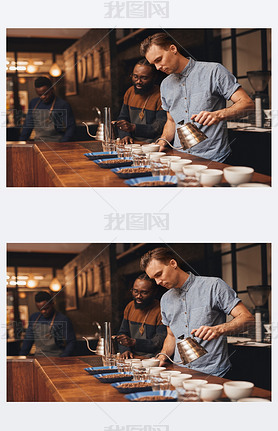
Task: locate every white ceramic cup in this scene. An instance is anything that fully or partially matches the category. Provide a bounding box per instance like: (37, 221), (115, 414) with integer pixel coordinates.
(223, 166), (254, 186)
(160, 370), (181, 378)
(200, 383), (223, 401)
(149, 367), (166, 375)
(170, 159), (193, 173)
(237, 397), (270, 402)
(200, 169), (223, 187)
(148, 152), (166, 161)
(183, 379), (208, 390)
(141, 359), (160, 368)
(237, 183), (270, 187)
(223, 381), (254, 401)
(160, 156), (181, 163)
(142, 144), (160, 153)
(171, 374), (192, 388)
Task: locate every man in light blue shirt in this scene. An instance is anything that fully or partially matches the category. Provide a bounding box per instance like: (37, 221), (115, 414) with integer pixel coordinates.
(140, 33), (254, 162)
(140, 247), (254, 377)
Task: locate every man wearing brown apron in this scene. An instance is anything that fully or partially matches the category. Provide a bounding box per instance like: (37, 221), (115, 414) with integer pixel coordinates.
(20, 76), (76, 142)
(19, 291), (76, 357)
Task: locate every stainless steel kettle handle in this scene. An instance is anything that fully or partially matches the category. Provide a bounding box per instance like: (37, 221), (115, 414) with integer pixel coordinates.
(155, 352), (183, 366)
(154, 138), (183, 151)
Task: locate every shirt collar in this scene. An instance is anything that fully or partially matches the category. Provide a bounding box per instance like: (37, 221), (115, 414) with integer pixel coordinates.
(175, 57), (196, 79)
(180, 271), (195, 293)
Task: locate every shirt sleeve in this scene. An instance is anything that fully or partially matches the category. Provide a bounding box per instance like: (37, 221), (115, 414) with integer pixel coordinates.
(214, 64), (241, 101)
(212, 278), (241, 315)
(160, 295), (170, 327)
(160, 79), (169, 112)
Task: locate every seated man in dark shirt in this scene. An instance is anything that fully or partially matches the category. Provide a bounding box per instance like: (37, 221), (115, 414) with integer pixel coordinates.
(117, 274), (167, 358)
(117, 59), (167, 144)
(20, 76), (76, 142)
(19, 291), (76, 357)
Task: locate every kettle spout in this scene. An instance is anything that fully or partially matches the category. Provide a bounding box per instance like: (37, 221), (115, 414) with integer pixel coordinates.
(83, 336), (97, 353)
(155, 352), (183, 366)
(82, 122), (96, 138)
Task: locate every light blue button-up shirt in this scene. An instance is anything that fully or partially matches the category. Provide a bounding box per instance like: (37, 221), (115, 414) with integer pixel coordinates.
(160, 272), (241, 377)
(160, 58), (241, 162)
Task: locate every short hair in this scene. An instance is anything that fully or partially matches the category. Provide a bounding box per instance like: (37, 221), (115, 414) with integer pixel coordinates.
(136, 273), (157, 289)
(35, 291), (53, 303)
(34, 77), (53, 89)
(135, 58), (157, 75)
(140, 247), (179, 271)
(140, 32), (179, 56)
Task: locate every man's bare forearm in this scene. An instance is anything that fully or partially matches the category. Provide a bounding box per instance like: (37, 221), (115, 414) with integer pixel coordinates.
(217, 98), (255, 122)
(217, 312), (255, 336)
(157, 333), (176, 358)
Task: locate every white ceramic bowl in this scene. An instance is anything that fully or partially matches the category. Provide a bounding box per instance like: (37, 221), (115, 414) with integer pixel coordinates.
(182, 165), (208, 176)
(188, 164), (208, 172)
(237, 397), (270, 402)
(183, 379), (208, 389)
(149, 367), (166, 375)
(132, 148), (144, 155)
(160, 156), (181, 164)
(237, 183), (270, 187)
(141, 359), (160, 368)
(142, 144), (160, 153)
(200, 169), (223, 187)
(223, 166), (254, 186)
(200, 383), (223, 401)
(171, 374), (192, 387)
(170, 159), (192, 173)
(160, 370), (181, 378)
(223, 381), (254, 401)
(148, 152), (166, 161)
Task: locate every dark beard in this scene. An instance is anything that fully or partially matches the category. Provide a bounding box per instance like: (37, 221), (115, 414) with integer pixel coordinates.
(133, 297), (154, 309)
(133, 82), (154, 95)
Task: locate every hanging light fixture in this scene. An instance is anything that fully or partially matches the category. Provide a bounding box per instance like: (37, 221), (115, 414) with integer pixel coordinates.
(49, 53), (62, 77)
(26, 273), (39, 288)
(26, 63), (38, 74)
(49, 268), (62, 292)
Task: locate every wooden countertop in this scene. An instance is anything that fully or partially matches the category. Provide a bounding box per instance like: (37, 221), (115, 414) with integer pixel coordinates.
(32, 356), (271, 402)
(7, 140), (271, 187)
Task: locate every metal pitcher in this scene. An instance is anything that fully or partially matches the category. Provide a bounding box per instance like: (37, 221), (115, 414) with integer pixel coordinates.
(83, 107), (118, 141)
(83, 321), (117, 356)
(82, 122), (105, 140)
(156, 335), (208, 366)
(155, 120), (208, 151)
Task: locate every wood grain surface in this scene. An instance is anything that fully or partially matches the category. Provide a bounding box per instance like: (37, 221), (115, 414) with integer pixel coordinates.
(7, 356), (271, 402)
(7, 141), (271, 187)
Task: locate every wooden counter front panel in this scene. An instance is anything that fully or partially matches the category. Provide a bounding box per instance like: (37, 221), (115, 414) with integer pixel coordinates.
(34, 361), (62, 401)
(7, 359), (35, 402)
(33, 147), (59, 187)
(7, 145), (35, 187)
